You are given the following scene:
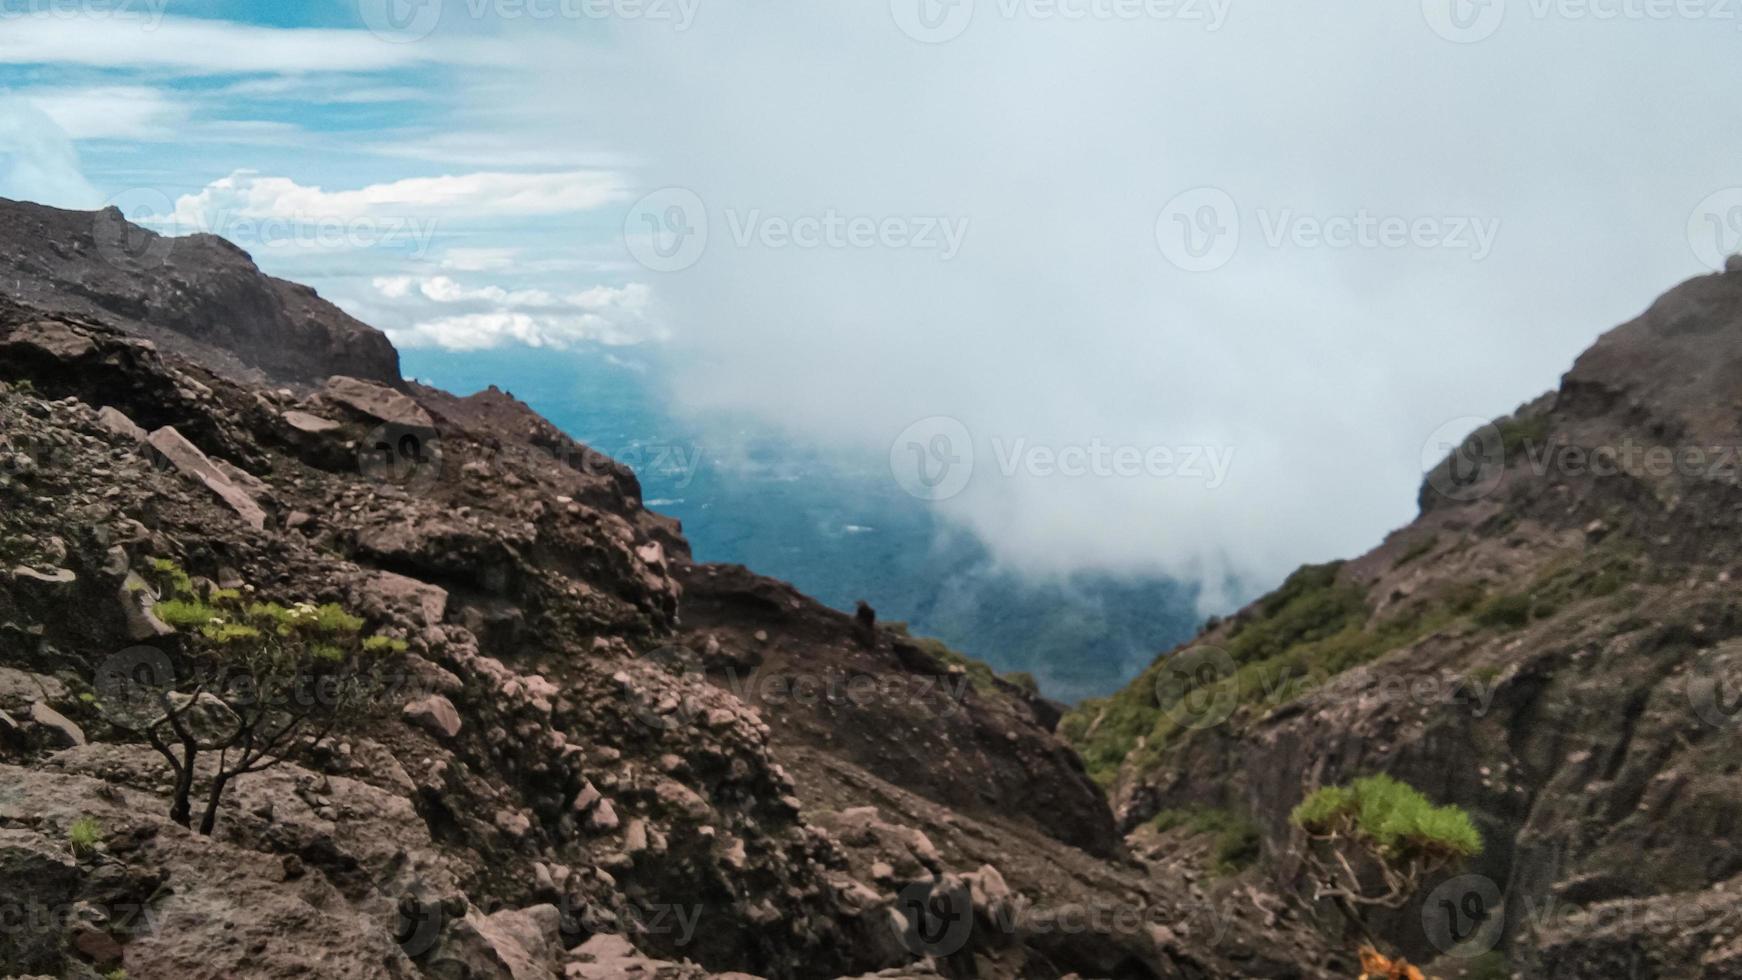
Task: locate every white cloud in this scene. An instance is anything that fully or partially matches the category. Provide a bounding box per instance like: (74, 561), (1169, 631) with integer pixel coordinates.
(441, 247), (519, 271)
(350, 275), (660, 351)
(172, 170), (626, 227)
(509, 2), (1742, 605)
(0, 99), (100, 208)
(0, 15), (509, 74)
(19, 86), (190, 141)
(216, 77), (430, 104)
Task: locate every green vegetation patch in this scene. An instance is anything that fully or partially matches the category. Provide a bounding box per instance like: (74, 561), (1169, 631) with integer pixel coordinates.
(67, 816), (103, 857)
(1153, 806), (1263, 875)
(1063, 562), (1395, 783)
(1292, 774), (1481, 861)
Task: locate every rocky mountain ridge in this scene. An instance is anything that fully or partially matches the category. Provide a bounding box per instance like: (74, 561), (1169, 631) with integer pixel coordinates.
(9, 192), (1733, 980)
(1064, 266), (1742, 977)
(0, 198), (1321, 980)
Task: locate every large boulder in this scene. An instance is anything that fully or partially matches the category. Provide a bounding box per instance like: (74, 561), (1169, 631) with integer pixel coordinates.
(322, 376), (434, 429)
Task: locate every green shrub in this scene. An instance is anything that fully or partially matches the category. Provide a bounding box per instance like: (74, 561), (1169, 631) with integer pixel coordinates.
(1292, 774), (1481, 861)
(155, 598), (221, 630)
(149, 557), (194, 597)
(1474, 593), (1532, 630)
(1061, 562), (1371, 783)
(106, 567), (404, 836)
(1212, 818), (1262, 874)
(67, 816), (102, 856)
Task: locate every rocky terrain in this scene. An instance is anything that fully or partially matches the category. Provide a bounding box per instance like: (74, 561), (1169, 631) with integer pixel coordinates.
(1065, 266), (1742, 977)
(0, 199), (1331, 979)
(11, 193), (1736, 980)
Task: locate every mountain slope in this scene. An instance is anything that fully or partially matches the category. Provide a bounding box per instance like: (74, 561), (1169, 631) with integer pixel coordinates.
(1065, 268), (1742, 977)
(0, 197), (1314, 980)
(0, 199), (399, 386)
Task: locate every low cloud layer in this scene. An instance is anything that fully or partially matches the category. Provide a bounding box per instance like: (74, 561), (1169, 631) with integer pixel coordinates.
(349, 275), (661, 350)
(5, 3), (1737, 613)
(513, 2), (1738, 604)
(172, 169), (625, 226)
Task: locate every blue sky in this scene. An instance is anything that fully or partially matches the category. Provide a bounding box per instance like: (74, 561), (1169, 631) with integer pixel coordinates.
(0, 0), (656, 354)
(4, 0), (1742, 607)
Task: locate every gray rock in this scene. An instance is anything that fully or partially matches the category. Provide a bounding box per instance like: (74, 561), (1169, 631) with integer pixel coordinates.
(0, 828), (80, 973)
(96, 405), (147, 443)
(28, 701), (85, 747)
(282, 409), (342, 434)
(3, 319), (95, 360)
(403, 694), (462, 739)
(366, 569), (448, 629)
(586, 798), (619, 833)
(10, 565), (75, 587)
(146, 426), (268, 530)
(322, 376), (434, 428)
